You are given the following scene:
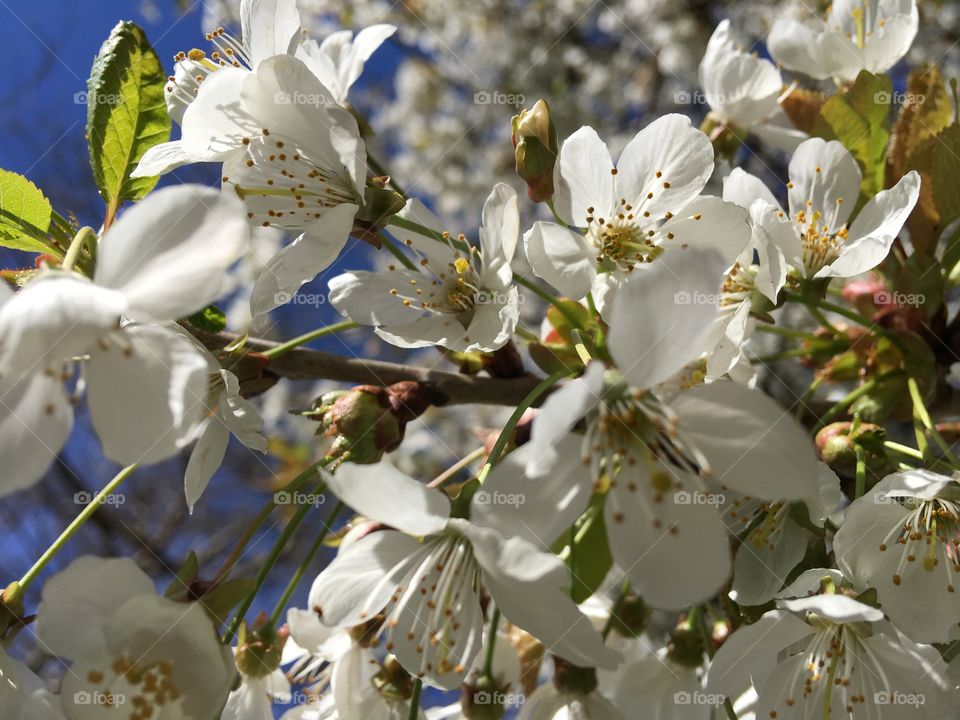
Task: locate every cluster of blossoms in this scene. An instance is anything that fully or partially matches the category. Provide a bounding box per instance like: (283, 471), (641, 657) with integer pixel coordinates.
(5, 0), (960, 719)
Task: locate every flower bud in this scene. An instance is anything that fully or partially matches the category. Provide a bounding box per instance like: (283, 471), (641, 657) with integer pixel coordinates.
(309, 382), (439, 464)
(815, 421), (889, 478)
(236, 615), (287, 678)
(552, 656), (598, 695)
(461, 674), (508, 720)
(512, 99), (557, 203)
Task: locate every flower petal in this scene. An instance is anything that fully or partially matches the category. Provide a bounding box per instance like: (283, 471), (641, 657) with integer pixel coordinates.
(184, 417), (231, 513)
(242, 0), (302, 65)
(552, 126), (614, 226)
(87, 324), (210, 466)
(328, 462), (450, 537)
(94, 185), (249, 322)
(608, 248), (727, 390)
(523, 221), (596, 300)
(787, 138), (860, 227)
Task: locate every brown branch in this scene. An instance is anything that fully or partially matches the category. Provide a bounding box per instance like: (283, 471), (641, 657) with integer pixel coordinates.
(193, 330), (552, 408)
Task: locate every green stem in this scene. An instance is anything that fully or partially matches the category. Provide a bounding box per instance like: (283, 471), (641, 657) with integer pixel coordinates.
(750, 347), (813, 364)
(17, 464), (137, 593)
(481, 606), (501, 680)
(214, 459), (329, 583)
(513, 274), (583, 330)
(907, 376), (960, 468)
(601, 579), (631, 640)
(223, 477), (328, 643)
(60, 226), (97, 273)
(783, 293), (907, 353)
(269, 501), (345, 626)
(854, 445), (867, 499)
(811, 370), (904, 433)
(408, 678), (422, 720)
(261, 321), (359, 359)
(477, 370), (570, 483)
(883, 440), (924, 461)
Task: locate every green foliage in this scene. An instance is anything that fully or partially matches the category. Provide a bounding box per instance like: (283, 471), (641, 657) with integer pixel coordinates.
(86, 21), (171, 210)
(559, 496), (612, 603)
(187, 305), (229, 334)
(0, 169), (55, 254)
(813, 70), (892, 198)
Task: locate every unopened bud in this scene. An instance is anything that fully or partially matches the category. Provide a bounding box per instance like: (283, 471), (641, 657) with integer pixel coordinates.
(512, 99), (557, 203)
(310, 382), (440, 463)
(461, 674), (508, 720)
(236, 616), (287, 678)
(551, 656), (597, 695)
(815, 421), (888, 478)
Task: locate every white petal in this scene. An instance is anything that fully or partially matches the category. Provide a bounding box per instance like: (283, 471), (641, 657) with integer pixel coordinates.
(787, 138), (860, 227)
(250, 203), (357, 321)
(458, 289), (518, 353)
(94, 185), (249, 322)
(605, 461), (731, 609)
(527, 363), (604, 475)
(242, 0), (302, 65)
(328, 268), (436, 326)
(308, 530), (425, 626)
(0, 277), (126, 379)
(671, 381), (822, 501)
(732, 515), (810, 606)
(722, 168), (778, 210)
(657, 195), (751, 267)
(179, 66), (253, 160)
(779, 594), (883, 623)
(219, 370), (267, 451)
(130, 140), (192, 178)
(35, 555), (154, 660)
(552, 126), (614, 226)
(615, 114), (714, 220)
(472, 442), (593, 550)
(327, 462), (450, 536)
(374, 314), (471, 350)
(608, 248), (727, 390)
(705, 610), (812, 698)
(0, 370), (73, 497)
(184, 417), (230, 513)
(768, 19), (832, 80)
(465, 523), (621, 669)
(479, 183), (519, 287)
(87, 324), (209, 466)
(817, 170), (920, 279)
(523, 221), (596, 300)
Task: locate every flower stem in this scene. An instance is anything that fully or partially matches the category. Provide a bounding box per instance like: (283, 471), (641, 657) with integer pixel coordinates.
(214, 459), (329, 583)
(811, 370), (904, 434)
(907, 376), (960, 468)
(426, 447), (486, 488)
(223, 476), (328, 644)
(17, 464), (138, 594)
(408, 678), (422, 720)
(782, 292), (908, 353)
(481, 606), (501, 681)
(754, 323), (819, 341)
(60, 226), (97, 273)
(477, 369), (570, 483)
(854, 445), (867, 499)
(269, 501), (344, 626)
(261, 320), (359, 359)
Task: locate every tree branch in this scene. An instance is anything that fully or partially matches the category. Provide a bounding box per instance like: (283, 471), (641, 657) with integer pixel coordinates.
(193, 330), (553, 408)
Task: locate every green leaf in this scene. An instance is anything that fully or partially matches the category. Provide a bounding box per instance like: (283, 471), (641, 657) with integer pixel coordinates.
(812, 70), (892, 197)
(911, 125), (960, 262)
(187, 304), (228, 334)
(897, 252), (944, 317)
(163, 551), (200, 600)
(562, 497), (612, 604)
(0, 169), (54, 254)
(201, 577), (257, 626)
(86, 21), (171, 209)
